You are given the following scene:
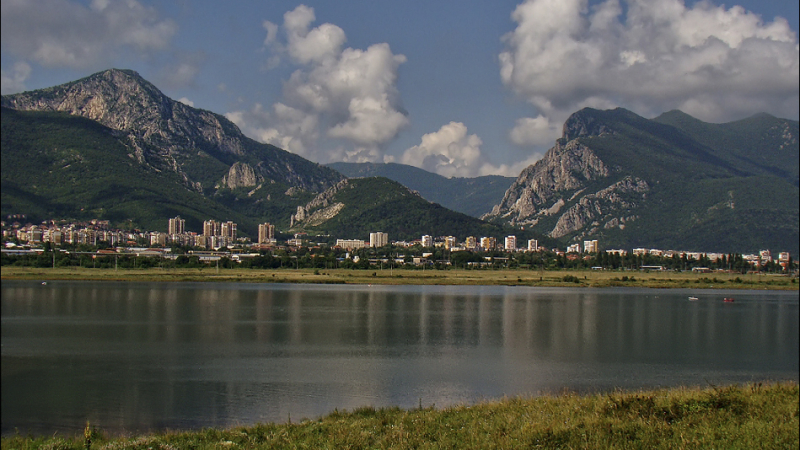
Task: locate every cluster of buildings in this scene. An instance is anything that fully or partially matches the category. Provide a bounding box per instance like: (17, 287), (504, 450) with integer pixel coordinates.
(1, 215), (792, 269)
(2, 217), (243, 249)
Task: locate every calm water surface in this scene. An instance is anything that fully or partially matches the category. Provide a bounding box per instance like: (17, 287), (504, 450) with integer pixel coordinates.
(2, 281), (798, 435)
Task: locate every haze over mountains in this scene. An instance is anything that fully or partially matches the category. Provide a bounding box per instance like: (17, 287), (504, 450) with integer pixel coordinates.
(2, 69), (798, 253)
(326, 162), (514, 218)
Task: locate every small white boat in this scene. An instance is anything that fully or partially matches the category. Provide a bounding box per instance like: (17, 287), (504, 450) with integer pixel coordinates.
(688, 296), (698, 301)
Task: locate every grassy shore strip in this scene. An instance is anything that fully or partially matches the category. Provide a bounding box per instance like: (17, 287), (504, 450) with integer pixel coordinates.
(2, 266), (797, 290)
(2, 382), (797, 449)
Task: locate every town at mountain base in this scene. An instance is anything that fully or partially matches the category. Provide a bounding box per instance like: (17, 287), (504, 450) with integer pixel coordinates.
(2, 69), (798, 255)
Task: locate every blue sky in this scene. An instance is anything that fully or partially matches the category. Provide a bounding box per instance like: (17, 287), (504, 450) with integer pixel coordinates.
(2, 0), (798, 177)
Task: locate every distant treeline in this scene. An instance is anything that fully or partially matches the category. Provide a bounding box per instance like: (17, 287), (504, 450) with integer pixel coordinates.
(2, 244), (793, 273)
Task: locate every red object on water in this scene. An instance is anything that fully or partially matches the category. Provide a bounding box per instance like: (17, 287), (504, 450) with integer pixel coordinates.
(723, 297), (734, 303)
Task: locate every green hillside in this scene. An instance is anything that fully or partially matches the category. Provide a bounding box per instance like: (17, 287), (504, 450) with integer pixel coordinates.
(570, 109), (799, 253)
(0, 107), (262, 235)
(293, 177), (547, 243)
(326, 162), (514, 218)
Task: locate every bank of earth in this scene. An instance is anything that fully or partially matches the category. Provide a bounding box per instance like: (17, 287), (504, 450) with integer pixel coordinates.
(1, 266), (797, 290)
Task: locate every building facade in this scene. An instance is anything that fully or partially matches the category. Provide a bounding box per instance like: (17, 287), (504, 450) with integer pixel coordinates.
(421, 235), (433, 248)
(370, 232), (388, 248)
(168, 216), (185, 235)
(337, 239), (367, 250)
(258, 223), (276, 244)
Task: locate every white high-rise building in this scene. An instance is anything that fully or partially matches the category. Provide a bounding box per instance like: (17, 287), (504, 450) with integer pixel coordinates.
(168, 216), (185, 235)
(465, 236), (477, 250)
(583, 239), (598, 253)
(505, 235), (517, 251)
(528, 239), (539, 251)
(370, 232), (388, 248)
(258, 223), (276, 244)
(444, 236), (456, 249)
(203, 220), (218, 237)
(421, 235), (433, 247)
(221, 221), (237, 239)
(480, 236), (496, 250)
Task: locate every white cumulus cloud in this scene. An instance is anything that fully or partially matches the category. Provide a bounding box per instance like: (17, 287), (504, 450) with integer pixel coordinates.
(0, 61), (32, 94)
(1, 0), (177, 69)
(509, 115), (561, 147)
(231, 5), (408, 164)
(500, 0), (799, 131)
(177, 97), (194, 107)
(401, 122), (486, 178)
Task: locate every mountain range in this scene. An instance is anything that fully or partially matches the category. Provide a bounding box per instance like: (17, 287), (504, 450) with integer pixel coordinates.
(326, 162), (514, 218)
(1, 69), (519, 241)
(2, 69), (797, 253)
(484, 107), (799, 254)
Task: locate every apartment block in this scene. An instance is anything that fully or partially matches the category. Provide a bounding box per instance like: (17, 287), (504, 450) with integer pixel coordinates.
(337, 239), (367, 250)
(505, 235), (516, 252)
(370, 232), (389, 248)
(220, 221), (237, 239)
(168, 216), (185, 235)
(203, 220), (219, 237)
(421, 235), (433, 248)
(258, 223), (276, 244)
(465, 236), (477, 250)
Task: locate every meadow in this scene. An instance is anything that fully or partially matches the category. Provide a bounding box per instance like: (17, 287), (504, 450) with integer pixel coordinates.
(2, 266), (797, 290)
(1, 382), (797, 449)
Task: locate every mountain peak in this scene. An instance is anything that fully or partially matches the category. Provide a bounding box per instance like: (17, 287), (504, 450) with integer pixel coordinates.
(2, 68), (344, 195)
(561, 107), (630, 141)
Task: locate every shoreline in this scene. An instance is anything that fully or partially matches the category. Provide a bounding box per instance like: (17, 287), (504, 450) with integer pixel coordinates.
(2, 266), (797, 290)
(2, 382), (797, 448)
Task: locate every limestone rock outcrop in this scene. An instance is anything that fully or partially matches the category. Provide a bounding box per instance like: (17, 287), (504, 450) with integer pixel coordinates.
(2, 68), (342, 193)
(483, 109), (649, 243)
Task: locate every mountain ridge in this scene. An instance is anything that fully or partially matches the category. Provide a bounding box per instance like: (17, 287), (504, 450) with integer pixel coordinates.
(2, 69), (523, 241)
(485, 107), (799, 254)
(326, 162), (514, 218)
(2, 68), (344, 194)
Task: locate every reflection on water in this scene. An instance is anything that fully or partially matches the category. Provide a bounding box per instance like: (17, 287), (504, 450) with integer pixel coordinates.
(2, 281), (798, 435)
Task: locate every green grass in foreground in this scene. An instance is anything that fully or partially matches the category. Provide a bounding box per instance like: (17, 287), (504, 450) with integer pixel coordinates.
(2, 266), (798, 290)
(2, 382), (797, 449)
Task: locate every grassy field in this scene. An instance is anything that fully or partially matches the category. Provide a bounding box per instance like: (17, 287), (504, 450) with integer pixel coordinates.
(2, 266), (797, 290)
(2, 382), (797, 449)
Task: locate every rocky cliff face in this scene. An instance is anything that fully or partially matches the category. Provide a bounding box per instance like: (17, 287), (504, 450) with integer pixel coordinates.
(219, 162), (264, 189)
(484, 109), (649, 241)
(1, 69), (342, 193)
(291, 179), (350, 227)
(486, 140), (610, 226)
(549, 176), (649, 239)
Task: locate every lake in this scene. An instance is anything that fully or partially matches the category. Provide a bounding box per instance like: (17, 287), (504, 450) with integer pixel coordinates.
(2, 281), (798, 436)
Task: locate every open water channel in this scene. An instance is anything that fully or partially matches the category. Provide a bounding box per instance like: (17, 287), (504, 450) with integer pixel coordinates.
(2, 281), (798, 435)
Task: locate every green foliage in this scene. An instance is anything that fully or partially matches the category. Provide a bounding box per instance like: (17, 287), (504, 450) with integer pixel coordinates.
(541, 108), (799, 254)
(0, 107), (258, 235)
(2, 383), (796, 449)
(327, 162), (515, 218)
(293, 177), (545, 242)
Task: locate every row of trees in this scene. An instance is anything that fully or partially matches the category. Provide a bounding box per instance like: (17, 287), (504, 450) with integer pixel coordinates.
(2, 243), (794, 273)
